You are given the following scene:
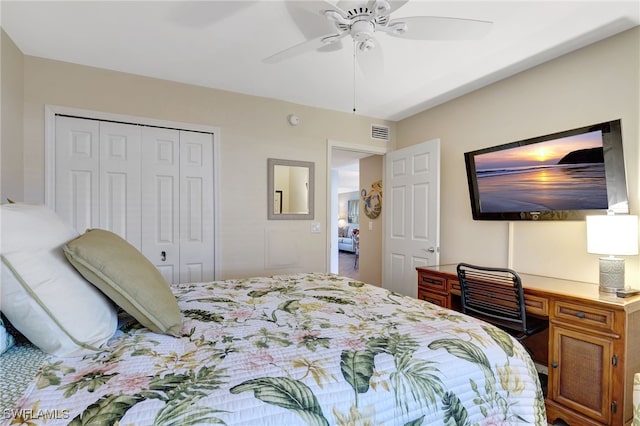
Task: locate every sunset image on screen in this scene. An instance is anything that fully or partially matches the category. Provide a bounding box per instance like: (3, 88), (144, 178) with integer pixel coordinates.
(474, 130), (608, 213)
(475, 132), (603, 171)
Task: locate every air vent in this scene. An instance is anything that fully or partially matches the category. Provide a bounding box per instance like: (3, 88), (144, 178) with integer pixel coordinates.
(371, 124), (390, 142)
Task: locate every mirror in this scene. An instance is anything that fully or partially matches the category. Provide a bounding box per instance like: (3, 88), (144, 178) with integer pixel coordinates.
(268, 158), (315, 220)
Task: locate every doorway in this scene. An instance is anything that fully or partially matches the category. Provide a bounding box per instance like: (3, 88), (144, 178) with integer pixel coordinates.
(335, 158), (361, 280)
(327, 141), (387, 283)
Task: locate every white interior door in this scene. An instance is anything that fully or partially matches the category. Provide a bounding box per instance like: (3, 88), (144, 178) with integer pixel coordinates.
(55, 117), (142, 244)
(179, 130), (214, 283)
(384, 139), (440, 297)
(99, 122), (142, 249)
(55, 116), (100, 233)
(141, 127), (181, 284)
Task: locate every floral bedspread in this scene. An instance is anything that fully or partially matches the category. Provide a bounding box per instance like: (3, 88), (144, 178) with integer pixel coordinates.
(5, 273), (545, 425)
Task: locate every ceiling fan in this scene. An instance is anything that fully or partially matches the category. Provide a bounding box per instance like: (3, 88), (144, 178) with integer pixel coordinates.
(263, 0), (493, 64)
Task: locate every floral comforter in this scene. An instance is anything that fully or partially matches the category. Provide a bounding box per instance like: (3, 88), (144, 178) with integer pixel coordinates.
(5, 273), (545, 425)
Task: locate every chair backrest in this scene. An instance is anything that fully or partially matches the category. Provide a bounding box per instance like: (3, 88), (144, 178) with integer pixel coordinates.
(456, 263), (529, 335)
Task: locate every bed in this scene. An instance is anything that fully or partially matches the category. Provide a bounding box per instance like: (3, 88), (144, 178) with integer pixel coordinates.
(2, 271), (545, 425)
(1, 204), (545, 425)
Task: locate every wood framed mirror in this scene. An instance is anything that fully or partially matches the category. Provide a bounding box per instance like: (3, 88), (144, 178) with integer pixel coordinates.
(267, 158), (314, 220)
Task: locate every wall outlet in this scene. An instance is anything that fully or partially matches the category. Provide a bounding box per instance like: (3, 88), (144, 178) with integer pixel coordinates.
(311, 222), (321, 233)
(368, 221), (373, 231)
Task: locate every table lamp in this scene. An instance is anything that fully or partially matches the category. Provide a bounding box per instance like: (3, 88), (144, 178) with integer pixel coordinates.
(586, 213), (638, 293)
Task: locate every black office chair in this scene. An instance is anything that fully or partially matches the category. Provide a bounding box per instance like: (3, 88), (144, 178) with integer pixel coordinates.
(456, 263), (547, 340)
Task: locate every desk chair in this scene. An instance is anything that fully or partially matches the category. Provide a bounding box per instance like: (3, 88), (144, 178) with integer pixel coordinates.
(456, 263), (547, 341)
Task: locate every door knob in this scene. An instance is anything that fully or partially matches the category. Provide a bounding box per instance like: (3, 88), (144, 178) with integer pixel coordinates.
(422, 247), (436, 253)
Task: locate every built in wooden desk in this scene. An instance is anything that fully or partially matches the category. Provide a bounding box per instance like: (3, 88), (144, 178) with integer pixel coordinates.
(416, 264), (640, 426)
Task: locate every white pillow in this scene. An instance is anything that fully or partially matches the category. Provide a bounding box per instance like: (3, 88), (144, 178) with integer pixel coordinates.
(0, 203), (117, 357)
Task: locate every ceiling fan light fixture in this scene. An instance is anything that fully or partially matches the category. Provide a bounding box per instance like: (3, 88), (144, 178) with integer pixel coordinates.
(358, 38), (376, 52)
(351, 20), (375, 41)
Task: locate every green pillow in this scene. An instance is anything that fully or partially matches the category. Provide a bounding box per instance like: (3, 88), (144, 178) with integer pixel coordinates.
(64, 229), (182, 336)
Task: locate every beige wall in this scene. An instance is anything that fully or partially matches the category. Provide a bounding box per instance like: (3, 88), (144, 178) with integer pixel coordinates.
(1, 29), (24, 202)
(358, 155), (383, 286)
(397, 27), (640, 285)
(6, 33), (394, 279)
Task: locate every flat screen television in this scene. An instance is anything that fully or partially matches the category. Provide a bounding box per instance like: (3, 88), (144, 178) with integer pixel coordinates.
(464, 119), (628, 220)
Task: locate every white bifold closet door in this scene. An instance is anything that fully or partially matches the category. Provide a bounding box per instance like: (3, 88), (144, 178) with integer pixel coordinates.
(141, 127), (214, 284)
(54, 115), (214, 284)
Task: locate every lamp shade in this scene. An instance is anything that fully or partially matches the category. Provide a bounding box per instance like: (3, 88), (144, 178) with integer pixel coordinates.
(586, 215), (639, 256)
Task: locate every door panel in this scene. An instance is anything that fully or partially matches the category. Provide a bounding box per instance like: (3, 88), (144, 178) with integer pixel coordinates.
(390, 185), (406, 238)
(179, 131), (214, 283)
(384, 139), (440, 297)
(99, 122), (141, 248)
(412, 182), (430, 240)
(55, 116), (100, 233)
(141, 127), (180, 284)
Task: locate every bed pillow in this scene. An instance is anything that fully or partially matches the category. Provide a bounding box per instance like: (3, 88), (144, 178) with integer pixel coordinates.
(63, 229), (182, 337)
(0, 203), (117, 357)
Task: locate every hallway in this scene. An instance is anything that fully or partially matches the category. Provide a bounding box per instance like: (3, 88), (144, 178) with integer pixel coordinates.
(338, 251), (359, 280)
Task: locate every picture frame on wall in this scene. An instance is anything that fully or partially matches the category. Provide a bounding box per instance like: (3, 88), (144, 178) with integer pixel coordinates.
(348, 199), (359, 224)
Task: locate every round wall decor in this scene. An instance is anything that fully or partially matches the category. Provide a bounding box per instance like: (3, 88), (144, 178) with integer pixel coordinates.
(361, 180), (382, 219)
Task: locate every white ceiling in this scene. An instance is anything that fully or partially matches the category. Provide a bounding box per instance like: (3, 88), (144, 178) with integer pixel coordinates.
(2, 1), (638, 121)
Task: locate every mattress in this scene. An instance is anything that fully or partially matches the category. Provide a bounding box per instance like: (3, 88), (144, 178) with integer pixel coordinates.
(2, 273), (545, 425)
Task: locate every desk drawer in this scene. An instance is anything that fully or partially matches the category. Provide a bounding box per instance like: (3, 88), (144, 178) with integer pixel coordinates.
(524, 294), (548, 317)
(450, 279), (461, 295)
(552, 301), (614, 332)
(418, 272), (447, 292)
(418, 290), (448, 307)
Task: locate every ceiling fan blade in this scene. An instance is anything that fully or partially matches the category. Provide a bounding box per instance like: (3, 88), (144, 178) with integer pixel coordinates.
(385, 16), (493, 40)
(318, 41), (345, 53)
(263, 31), (349, 64)
(293, 0), (348, 19)
(284, 1), (345, 54)
(286, 1), (344, 40)
(388, 0), (409, 14)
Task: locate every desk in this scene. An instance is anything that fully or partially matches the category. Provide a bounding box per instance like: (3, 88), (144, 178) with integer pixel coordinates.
(416, 264), (640, 426)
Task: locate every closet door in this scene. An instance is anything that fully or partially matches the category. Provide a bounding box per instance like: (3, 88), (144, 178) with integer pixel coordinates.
(54, 115), (215, 285)
(55, 117), (141, 243)
(141, 127), (181, 284)
(99, 122), (142, 248)
(55, 116), (100, 232)
(179, 131), (214, 283)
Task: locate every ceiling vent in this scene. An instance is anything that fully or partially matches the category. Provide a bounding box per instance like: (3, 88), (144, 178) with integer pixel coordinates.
(371, 124), (390, 142)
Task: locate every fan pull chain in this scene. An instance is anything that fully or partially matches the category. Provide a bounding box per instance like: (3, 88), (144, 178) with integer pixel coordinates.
(352, 40), (356, 114)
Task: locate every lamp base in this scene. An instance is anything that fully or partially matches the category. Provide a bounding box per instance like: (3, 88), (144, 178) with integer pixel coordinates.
(599, 256), (625, 293)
